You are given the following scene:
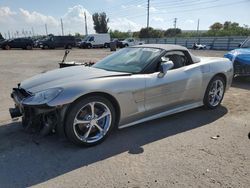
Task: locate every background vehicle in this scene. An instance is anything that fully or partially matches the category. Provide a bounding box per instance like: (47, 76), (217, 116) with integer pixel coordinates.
(224, 37), (250, 76)
(39, 35), (75, 49)
(104, 38), (124, 48)
(121, 38), (145, 47)
(75, 37), (83, 47)
(9, 44), (233, 146)
(1, 38), (33, 50)
(0, 39), (7, 47)
(192, 43), (207, 50)
(79, 33), (110, 48)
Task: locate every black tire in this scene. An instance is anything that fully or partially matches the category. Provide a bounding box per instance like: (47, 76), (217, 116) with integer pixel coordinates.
(87, 44), (92, 49)
(42, 45), (49, 49)
(65, 44), (72, 49)
(5, 44), (10, 50)
(203, 75), (226, 109)
(26, 45), (32, 50)
(65, 96), (116, 146)
(104, 43), (108, 48)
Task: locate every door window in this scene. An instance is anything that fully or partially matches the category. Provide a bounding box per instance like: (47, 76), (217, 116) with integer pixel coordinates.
(163, 51), (189, 69)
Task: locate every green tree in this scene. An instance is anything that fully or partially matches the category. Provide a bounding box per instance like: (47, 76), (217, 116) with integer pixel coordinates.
(164, 28), (182, 37)
(138, 27), (164, 38)
(210, 22), (223, 30)
(92, 12), (109, 33)
(109, 30), (130, 39)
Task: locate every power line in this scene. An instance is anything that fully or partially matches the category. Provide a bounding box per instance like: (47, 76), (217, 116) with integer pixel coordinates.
(152, 0), (220, 9)
(150, 0), (249, 15)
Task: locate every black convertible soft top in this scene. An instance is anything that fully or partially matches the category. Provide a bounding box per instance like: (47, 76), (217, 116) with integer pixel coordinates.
(133, 44), (201, 63)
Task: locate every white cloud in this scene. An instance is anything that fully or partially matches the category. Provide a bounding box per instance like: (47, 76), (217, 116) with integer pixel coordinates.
(185, 19), (195, 24)
(0, 7), (16, 23)
(19, 8), (59, 26)
(150, 6), (158, 12)
(152, 17), (164, 22)
(109, 17), (142, 32)
(0, 5), (142, 37)
(62, 5), (95, 34)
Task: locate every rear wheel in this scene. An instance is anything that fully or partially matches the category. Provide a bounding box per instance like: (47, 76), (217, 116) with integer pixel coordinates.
(65, 44), (72, 49)
(26, 45), (32, 50)
(204, 76), (225, 109)
(65, 96), (116, 146)
(42, 45), (49, 49)
(5, 45), (10, 50)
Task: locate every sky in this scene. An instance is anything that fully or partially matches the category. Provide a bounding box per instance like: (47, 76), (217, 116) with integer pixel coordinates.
(0, 0), (250, 37)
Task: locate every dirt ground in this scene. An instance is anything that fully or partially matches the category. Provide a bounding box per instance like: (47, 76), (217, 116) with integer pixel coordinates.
(0, 48), (249, 188)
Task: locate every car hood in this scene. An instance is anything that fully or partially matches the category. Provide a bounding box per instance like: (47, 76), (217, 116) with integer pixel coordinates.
(224, 48), (250, 64)
(20, 66), (130, 93)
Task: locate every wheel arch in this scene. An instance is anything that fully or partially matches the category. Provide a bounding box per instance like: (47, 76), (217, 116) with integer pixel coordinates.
(212, 73), (227, 86)
(67, 91), (121, 127)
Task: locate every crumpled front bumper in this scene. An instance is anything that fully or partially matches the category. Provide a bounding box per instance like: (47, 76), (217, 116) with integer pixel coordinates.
(9, 87), (68, 136)
(234, 60), (250, 76)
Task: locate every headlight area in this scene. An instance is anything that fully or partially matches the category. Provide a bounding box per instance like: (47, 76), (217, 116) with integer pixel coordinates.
(10, 87), (68, 137)
(22, 88), (63, 106)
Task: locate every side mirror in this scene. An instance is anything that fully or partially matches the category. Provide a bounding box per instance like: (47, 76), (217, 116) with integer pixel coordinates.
(158, 59), (174, 78)
(238, 43), (242, 48)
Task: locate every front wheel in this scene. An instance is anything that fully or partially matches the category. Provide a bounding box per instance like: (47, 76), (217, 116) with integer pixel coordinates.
(65, 96), (116, 146)
(203, 76), (225, 109)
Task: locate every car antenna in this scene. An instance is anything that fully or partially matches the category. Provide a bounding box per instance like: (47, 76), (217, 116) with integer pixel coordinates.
(61, 50), (70, 63)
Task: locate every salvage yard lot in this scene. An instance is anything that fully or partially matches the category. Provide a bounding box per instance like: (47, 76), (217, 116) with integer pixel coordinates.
(0, 49), (249, 187)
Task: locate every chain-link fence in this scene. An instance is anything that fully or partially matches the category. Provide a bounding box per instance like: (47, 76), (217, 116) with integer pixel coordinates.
(142, 36), (249, 50)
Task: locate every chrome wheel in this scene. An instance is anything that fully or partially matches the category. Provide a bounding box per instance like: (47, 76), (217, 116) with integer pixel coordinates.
(73, 102), (112, 143)
(208, 79), (224, 107)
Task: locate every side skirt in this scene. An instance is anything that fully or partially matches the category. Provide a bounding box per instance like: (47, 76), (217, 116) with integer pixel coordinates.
(118, 101), (204, 129)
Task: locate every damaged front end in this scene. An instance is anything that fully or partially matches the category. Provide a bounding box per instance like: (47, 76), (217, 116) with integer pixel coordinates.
(9, 86), (68, 136)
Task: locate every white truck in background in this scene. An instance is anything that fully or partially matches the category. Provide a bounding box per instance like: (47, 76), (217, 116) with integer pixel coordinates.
(80, 33), (111, 48)
(121, 38), (145, 47)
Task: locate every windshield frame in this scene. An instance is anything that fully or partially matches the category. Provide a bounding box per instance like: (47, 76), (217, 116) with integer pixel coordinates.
(93, 47), (164, 74)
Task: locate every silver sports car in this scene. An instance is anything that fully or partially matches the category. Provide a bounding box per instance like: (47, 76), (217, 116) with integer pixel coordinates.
(9, 44), (233, 146)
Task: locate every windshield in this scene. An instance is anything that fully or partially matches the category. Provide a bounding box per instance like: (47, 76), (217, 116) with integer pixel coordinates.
(83, 36), (90, 41)
(241, 39), (250, 48)
(93, 47), (162, 73)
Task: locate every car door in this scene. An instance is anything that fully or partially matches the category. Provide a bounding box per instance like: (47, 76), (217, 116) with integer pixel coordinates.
(144, 50), (203, 114)
(89, 36), (95, 46)
(11, 39), (20, 48)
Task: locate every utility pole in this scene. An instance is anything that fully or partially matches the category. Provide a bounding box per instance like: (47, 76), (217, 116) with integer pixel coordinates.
(61, 18), (64, 36)
(31, 27), (35, 36)
(197, 19), (200, 33)
(174, 18), (177, 29)
(45, 24), (48, 35)
(8, 31), (10, 39)
(197, 19), (200, 43)
(84, 12), (88, 35)
(147, 0), (150, 29)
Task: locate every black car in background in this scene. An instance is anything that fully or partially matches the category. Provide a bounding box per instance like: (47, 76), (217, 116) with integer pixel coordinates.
(39, 35), (75, 49)
(1, 38), (33, 50)
(104, 38), (124, 48)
